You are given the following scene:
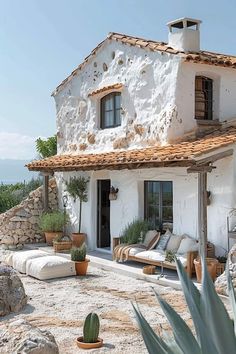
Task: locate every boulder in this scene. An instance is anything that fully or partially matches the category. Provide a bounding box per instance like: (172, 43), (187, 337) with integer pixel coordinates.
(215, 243), (236, 296)
(0, 266), (27, 316)
(0, 318), (59, 353)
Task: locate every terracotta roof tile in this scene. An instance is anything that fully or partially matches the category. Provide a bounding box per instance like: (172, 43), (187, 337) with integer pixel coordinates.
(88, 83), (123, 97)
(26, 126), (236, 172)
(52, 32), (236, 96)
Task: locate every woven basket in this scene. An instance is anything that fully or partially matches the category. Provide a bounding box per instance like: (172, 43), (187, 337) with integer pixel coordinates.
(143, 265), (156, 275)
(53, 241), (72, 252)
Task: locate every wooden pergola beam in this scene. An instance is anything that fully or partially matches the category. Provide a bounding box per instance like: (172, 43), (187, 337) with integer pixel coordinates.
(196, 149), (233, 166)
(42, 172), (52, 212)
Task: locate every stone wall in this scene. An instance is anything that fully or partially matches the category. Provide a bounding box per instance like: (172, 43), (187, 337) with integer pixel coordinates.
(0, 179), (58, 249)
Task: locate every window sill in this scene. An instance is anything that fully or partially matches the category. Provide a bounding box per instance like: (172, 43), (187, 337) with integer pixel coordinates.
(195, 119), (221, 126)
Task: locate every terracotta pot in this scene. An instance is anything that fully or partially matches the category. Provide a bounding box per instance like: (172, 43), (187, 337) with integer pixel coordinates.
(53, 241), (72, 252)
(45, 232), (63, 246)
(194, 258), (219, 283)
(72, 233), (86, 247)
(76, 336), (103, 349)
(74, 259), (90, 276)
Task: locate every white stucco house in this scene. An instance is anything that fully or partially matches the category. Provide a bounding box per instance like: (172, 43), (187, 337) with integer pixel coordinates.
(28, 18), (236, 255)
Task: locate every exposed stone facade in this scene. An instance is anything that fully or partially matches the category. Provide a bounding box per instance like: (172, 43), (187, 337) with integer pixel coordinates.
(0, 179), (58, 249)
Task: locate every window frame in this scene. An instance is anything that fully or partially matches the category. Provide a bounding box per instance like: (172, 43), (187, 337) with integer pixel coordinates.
(144, 180), (173, 231)
(195, 76), (213, 120)
(100, 92), (121, 129)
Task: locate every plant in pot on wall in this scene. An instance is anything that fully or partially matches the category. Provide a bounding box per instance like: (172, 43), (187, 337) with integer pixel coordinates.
(77, 312), (103, 349)
(65, 176), (89, 247)
(39, 211), (69, 245)
(71, 243), (90, 276)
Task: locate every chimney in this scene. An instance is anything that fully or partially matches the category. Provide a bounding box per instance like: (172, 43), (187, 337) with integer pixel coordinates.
(167, 17), (202, 52)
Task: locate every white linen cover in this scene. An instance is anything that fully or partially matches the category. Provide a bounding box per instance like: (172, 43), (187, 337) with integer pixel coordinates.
(12, 250), (49, 273)
(128, 247), (146, 256)
(26, 255), (76, 280)
(134, 250), (187, 267)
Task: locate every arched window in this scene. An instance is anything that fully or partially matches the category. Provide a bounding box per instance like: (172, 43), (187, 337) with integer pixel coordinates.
(195, 76), (213, 120)
(101, 92), (121, 129)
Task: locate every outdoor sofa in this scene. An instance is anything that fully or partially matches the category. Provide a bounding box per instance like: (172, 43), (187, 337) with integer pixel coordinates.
(113, 230), (199, 278)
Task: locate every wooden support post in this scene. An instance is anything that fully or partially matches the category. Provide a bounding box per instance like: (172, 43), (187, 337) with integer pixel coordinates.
(198, 171), (208, 258)
(43, 173), (50, 212)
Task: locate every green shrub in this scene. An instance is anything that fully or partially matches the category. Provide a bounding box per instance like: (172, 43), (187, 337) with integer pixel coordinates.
(71, 243), (87, 262)
(120, 219), (150, 244)
(39, 211), (69, 232)
(0, 178), (42, 213)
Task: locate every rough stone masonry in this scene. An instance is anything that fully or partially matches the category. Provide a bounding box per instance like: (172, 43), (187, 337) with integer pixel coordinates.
(0, 179), (58, 249)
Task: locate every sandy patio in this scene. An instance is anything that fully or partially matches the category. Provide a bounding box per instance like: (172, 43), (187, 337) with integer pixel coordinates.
(0, 259), (197, 354)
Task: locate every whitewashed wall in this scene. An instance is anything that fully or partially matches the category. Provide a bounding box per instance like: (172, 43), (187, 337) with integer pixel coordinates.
(175, 62), (236, 136)
(54, 40), (183, 155)
(55, 154), (236, 255)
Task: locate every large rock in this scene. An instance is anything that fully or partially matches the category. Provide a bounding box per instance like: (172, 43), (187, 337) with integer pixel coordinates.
(0, 318), (59, 354)
(215, 243), (236, 296)
(0, 266), (27, 316)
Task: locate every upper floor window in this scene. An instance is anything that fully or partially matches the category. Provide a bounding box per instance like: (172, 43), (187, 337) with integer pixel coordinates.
(101, 92), (121, 129)
(195, 76), (213, 120)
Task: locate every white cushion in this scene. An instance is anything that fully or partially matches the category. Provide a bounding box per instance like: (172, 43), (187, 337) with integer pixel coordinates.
(165, 255), (187, 267)
(26, 255), (76, 280)
(135, 250), (166, 262)
(143, 230), (158, 248)
(166, 235), (183, 252)
(129, 247), (146, 256)
(177, 237), (198, 254)
(12, 250), (49, 273)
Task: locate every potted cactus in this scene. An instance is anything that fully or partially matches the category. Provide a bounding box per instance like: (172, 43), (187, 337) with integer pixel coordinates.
(71, 243), (89, 275)
(76, 312), (103, 349)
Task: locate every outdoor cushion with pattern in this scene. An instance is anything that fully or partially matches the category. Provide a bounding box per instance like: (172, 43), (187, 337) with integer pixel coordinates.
(155, 229), (171, 251)
(166, 234), (183, 253)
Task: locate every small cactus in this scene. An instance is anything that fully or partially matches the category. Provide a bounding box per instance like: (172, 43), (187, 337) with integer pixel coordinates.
(83, 313), (100, 343)
(71, 243), (86, 262)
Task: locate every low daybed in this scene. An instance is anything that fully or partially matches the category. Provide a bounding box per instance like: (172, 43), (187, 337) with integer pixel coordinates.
(113, 230), (198, 278)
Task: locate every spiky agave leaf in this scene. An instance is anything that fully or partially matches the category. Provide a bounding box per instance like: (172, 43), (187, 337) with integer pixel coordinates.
(199, 256), (236, 354)
(175, 258), (218, 354)
(153, 288), (201, 354)
(133, 258), (236, 354)
(132, 303), (177, 354)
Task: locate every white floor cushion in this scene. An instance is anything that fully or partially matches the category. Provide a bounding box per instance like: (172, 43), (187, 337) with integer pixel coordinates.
(26, 255), (76, 280)
(12, 250), (49, 273)
(3, 252), (14, 267)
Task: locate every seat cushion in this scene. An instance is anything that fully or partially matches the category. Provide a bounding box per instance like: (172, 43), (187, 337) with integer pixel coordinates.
(177, 237), (198, 254)
(143, 230), (159, 249)
(12, 250), (49, 273)
(135, 250), (166, 262)
(166, 235), (183, 253)
(165, 255), (187, 267)
(26, 255), (76, 280)
(129, 247), (146, 256)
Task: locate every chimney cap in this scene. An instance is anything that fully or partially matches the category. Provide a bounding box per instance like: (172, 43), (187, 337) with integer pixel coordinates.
(167, 17), (202, 30)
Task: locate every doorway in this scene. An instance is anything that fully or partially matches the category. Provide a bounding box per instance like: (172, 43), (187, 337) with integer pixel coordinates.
(97, 180), (111, 249)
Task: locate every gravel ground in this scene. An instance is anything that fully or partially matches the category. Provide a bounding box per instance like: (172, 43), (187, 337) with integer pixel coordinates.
(0, 257), (193, 354)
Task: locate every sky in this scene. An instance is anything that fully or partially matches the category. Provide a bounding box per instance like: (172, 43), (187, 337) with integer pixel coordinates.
(1, 0), (236, 160)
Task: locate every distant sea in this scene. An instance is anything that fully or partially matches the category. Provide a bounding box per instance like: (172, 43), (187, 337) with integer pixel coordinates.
(0, 159), (38, 185)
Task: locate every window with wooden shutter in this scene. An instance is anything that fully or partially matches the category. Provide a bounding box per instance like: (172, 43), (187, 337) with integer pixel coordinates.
(195, 76), (213, 120)
(100, 92), (121, 129)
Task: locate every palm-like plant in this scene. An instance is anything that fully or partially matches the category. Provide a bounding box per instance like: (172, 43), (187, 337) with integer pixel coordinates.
(65, 176), (89, 233)
(133, 258), (236, 354)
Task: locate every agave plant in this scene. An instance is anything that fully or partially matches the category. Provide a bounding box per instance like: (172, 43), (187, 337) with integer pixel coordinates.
(133, 258), (236, 354)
